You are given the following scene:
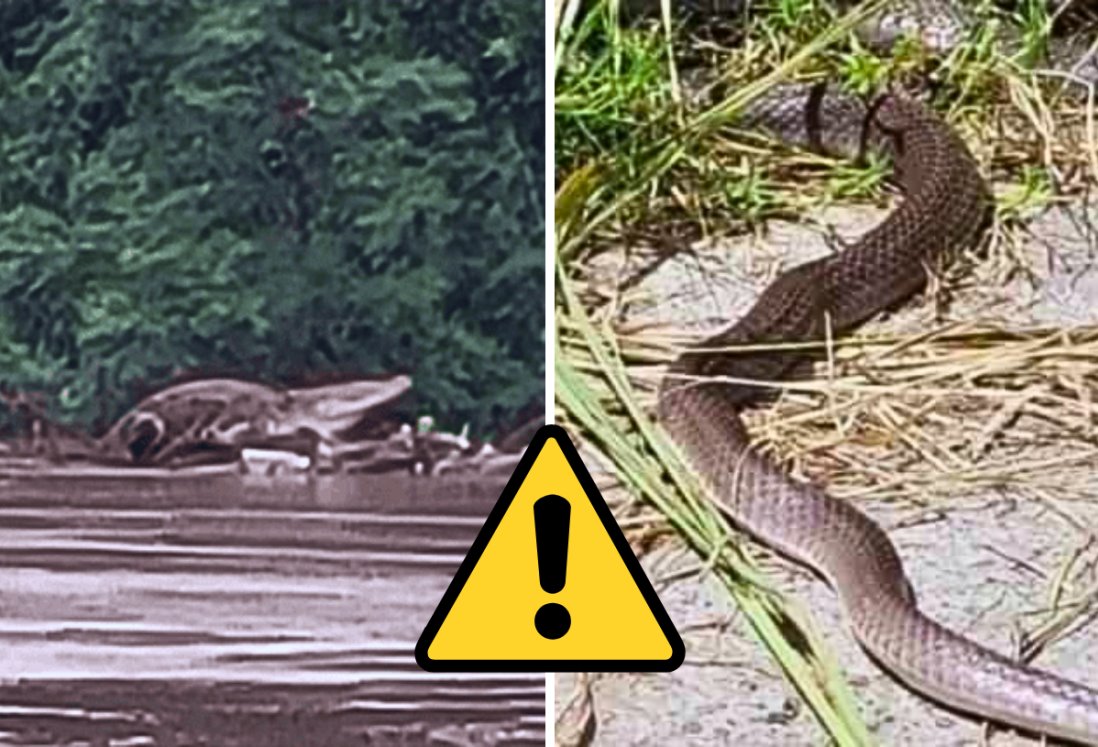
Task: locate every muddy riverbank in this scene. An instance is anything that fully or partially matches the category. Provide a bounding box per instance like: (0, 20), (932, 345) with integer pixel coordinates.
(0, 471), (543, 745)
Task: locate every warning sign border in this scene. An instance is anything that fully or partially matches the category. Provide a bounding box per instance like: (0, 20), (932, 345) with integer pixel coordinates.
(415, 423), (686, 672)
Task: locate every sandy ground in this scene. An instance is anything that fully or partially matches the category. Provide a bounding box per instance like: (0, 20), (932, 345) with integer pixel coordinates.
(555, 200), (1098, 745)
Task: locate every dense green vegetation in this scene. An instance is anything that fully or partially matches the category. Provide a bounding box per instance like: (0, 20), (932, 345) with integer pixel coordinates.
(0, 0), (544, 437)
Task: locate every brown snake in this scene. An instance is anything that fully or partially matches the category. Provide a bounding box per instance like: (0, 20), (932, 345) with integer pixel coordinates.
(657, 87), (1098, 742)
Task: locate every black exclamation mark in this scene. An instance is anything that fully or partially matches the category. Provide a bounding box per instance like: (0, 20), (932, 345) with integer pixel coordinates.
(534, 494), (571, 640)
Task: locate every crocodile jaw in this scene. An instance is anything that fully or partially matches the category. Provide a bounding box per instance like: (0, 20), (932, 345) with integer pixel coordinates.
(283, 375), (412, 436)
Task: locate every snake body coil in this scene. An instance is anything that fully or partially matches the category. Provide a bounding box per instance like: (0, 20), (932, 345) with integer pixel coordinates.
(657, 89), (1098, 742)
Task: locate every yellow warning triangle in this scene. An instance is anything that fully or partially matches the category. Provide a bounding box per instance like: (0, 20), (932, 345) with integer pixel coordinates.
(416, 424), (684, 671)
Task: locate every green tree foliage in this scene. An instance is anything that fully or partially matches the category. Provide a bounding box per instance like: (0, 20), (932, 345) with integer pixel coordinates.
(0, 0), (544, 436)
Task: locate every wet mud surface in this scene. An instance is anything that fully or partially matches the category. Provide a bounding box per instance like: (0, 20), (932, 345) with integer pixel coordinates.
(0, 470), (543, 746)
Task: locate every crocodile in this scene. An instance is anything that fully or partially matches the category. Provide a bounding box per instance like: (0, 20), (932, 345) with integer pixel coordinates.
(97, 375), (412, 469)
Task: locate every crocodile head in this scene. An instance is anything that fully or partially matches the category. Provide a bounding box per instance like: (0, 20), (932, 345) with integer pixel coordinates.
(96, 375), (412, 467)
(277, 374), (412, 442)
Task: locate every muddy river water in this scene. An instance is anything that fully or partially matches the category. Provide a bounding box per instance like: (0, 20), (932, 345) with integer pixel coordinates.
(0, 468), (543, 745)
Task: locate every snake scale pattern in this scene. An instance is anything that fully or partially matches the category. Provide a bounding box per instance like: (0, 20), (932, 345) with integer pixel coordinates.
(654, 2), (1098, 743)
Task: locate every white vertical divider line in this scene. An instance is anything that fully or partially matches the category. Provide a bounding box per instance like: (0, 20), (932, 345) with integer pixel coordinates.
(544, 1), (557, 744)
(544, 4), (556, 431)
